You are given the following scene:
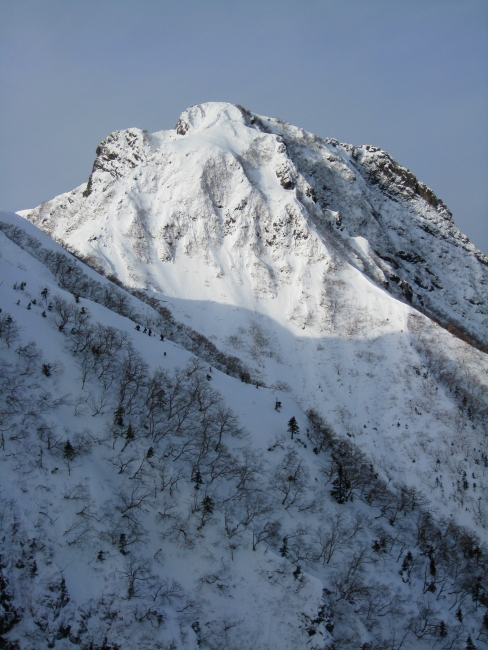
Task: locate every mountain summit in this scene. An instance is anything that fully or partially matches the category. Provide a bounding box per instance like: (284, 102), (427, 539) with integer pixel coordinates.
(20, 102), (487, 350)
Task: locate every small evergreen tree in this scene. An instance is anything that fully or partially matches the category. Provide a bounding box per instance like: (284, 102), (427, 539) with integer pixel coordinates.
(466, 636), (476, 650)
(287, 416), (299, 440)
(331, 464), (351, 504)
(119, 533), (127, 555)
(198, 495), (215, 529)
(429, 556), (437, 577)
(202, 496), (214, 515)
(41, 363), (51, 377)
(372, 537), (387, 554)
(401, 551), (413, 573)
(193, 468), (203, 490)
(63, 440), (75, 460)
(279, 537), (288, 557)
(114, 405), (124, 427)
(483, 610), (488, 631)
(439, 621), (447, 638)
(126, 423), (135, 441)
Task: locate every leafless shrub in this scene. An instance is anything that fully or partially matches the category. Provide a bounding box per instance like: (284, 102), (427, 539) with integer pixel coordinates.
(271, 449), (310, 509)
(0, 313), (20, 348)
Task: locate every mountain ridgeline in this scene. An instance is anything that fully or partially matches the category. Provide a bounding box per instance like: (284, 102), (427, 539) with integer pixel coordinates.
(20, 102), (488, 351)
(0, 103), (486, 650)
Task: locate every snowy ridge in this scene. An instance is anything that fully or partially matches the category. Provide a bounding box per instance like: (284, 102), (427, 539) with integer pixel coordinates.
(19, 102), (488, 350)
(2, 102), (487, 649)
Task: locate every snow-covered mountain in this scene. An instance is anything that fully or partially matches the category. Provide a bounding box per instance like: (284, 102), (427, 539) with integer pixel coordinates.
(19, 102), (488, 351)
(1, 103), (487, 649)
(17, 100), (488, 526)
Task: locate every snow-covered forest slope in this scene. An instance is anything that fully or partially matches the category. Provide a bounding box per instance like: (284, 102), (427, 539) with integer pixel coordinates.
(0, 102), (486, 649)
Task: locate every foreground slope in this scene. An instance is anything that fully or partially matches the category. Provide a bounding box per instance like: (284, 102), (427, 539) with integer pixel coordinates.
(0, 209), (487, 650)
(4, 103), (488, 648)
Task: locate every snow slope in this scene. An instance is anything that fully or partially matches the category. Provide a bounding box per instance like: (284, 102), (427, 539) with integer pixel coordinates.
(16, 103), (488, 530)
(1, 210), (487, 650)
(2, 102), (487, 649)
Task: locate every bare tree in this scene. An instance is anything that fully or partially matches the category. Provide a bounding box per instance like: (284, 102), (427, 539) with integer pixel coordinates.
(15, 341), (42, 376)
(0, 313), (20, 348)
(51, 296), (77, 332)
(272, 449), (310, 508)
(312, 512), (364, 566)
(251, 518), (281, 551)
(331, 544), (371, 604)
(117, 558), (154, 599)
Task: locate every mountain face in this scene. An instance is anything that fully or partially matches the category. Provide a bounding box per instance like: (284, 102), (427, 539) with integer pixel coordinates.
(1, 103), (487, 649)
(20, 102), (487, 350)
(16, 101), (488, 528)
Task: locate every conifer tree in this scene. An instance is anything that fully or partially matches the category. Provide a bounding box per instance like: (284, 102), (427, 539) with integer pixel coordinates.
(42, 364), (51, 377)
(193, 469), (203, 490)
(126, 423), (134, 441)
(202, 496), (214, 515)
(119, 533), (127, 555)
(114, 405), (124, 427)
(331, 464), (351, 504)
(63, 440), (75, 460)
(287, 416), (299, 439)
(279, 537), (288, 557)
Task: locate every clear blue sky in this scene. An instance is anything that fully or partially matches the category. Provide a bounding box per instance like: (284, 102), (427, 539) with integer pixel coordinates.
(1, 0), (487, 253)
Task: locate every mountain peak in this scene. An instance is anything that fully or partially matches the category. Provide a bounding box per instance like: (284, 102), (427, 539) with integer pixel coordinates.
(174, 101), (247, 136)
(18, 104), (488, 351)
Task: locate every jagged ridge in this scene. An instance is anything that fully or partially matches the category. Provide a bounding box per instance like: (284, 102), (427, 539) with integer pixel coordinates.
(19, 102), (487, 351)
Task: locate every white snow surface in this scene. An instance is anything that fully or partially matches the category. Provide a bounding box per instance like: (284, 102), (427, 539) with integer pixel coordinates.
(18, 102), (488, 350)
(1, 102), (487, 649)
(16, 102), (488, 523)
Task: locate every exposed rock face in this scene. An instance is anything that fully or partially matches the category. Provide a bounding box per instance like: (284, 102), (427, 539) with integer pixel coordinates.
(19, 102), (488, 348)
